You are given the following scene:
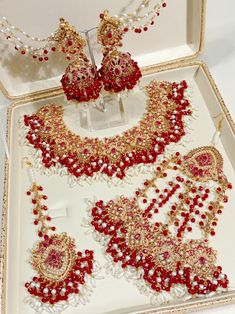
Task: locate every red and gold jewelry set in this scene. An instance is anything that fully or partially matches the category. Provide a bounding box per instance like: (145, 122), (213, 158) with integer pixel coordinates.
(1, 1), (233, 312)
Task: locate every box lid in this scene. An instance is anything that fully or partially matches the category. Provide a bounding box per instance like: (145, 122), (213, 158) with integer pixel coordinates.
(0, 0), (205, 99)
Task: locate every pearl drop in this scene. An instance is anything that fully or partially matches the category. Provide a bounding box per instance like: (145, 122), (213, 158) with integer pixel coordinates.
(51, 289), (56, 295)
(43, 288), (49, 293)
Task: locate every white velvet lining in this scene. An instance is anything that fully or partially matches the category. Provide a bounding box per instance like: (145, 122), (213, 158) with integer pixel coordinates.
(5, 64), (235, 314)
(0, 0), (203, 97)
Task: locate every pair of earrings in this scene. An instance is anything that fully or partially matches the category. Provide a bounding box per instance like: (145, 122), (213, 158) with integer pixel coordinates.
(61, 11), (142, 103)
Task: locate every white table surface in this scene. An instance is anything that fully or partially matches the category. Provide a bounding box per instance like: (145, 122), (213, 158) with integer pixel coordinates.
(0, 0), (234, 313)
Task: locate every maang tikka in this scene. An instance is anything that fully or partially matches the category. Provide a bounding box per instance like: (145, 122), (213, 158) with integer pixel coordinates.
(23, 163), (100, 313)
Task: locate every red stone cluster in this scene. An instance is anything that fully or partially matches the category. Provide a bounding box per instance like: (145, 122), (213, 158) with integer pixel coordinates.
(99, 51), (142, 93)
(25, 244), (94, 305)
(25, 184), (94, 305)
(137, 148), (233, 238)
(90, 198), (229, 296)
(61, 59), (102, 102)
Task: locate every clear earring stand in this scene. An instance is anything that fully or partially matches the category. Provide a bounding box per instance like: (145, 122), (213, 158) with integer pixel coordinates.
(77, 28), (127, 131)
(79, 93), (127, 131)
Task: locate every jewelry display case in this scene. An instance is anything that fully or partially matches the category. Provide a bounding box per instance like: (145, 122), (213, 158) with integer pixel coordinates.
(0, 1), (235, 314)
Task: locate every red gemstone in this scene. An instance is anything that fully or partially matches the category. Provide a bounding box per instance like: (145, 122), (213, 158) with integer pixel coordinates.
(107, 31), (112, 38)
(199, 257), (206, 264)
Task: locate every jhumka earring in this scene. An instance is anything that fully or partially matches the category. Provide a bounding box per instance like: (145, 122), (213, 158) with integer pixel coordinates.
(59, 18), (102, 103)
(24, 180), (100, 313)
(97, 11), (142, 93)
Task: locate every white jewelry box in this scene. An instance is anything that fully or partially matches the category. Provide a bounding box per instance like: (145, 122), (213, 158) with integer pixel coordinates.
(0, 1), (235, 313)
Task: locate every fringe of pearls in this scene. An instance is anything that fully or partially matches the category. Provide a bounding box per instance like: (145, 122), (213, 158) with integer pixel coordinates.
(19, 84), (196, 188)
(82, 198), (226, 307)
(24, 262), (103, 314)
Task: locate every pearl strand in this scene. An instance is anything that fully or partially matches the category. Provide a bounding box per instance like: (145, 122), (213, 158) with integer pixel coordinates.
(1, 16), (51, 42)
(0, 16), (56, 60)
(118, 0), (167, 33)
